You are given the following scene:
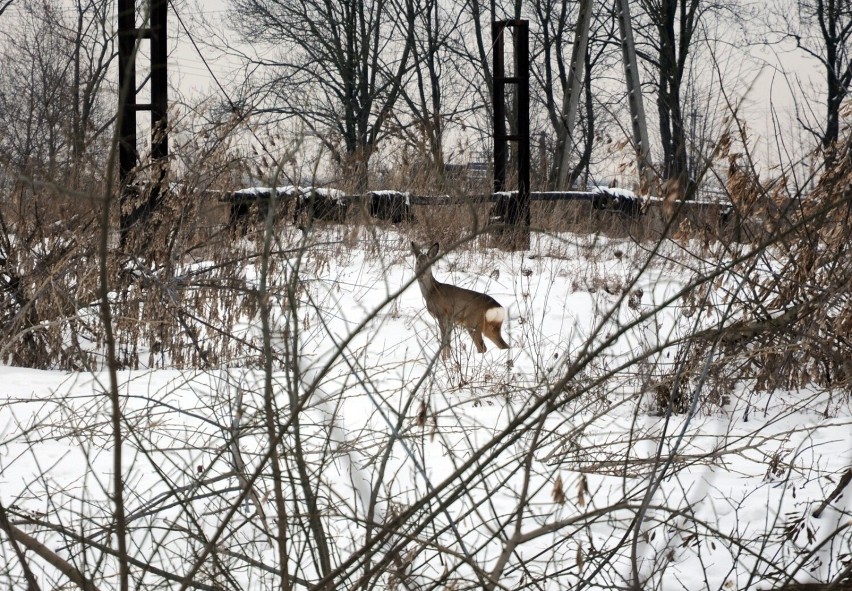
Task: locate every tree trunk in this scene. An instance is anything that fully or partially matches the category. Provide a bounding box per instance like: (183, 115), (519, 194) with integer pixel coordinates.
(824, 36), (841, 166)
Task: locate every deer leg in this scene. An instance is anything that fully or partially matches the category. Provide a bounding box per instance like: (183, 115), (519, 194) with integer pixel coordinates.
(468, 327), (488, 353)
(484, 321), (510, 350)
(438, 318), (452, 359)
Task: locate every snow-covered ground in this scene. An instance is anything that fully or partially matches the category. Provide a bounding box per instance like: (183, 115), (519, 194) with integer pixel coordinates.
(1, 229), (849, 590)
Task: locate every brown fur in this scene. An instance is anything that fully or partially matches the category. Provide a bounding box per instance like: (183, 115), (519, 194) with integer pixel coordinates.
(411, 242), (510, 358)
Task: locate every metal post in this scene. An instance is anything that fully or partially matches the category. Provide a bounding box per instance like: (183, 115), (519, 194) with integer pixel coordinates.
(491, 20), (530, 248)
(117, 0), (137, 189)
(147, 0), (169, 226)
(515, 21), (530, 229)
(150, 0), (168, 168)
(117, 0), (170, 248)
(492, 22), (507, 195)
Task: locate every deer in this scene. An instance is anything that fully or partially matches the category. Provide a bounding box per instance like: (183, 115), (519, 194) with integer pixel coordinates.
(411, 242), (510, 359)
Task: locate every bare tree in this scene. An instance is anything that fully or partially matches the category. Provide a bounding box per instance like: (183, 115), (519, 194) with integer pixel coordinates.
(635, 0), (712, 182)
(228, 0), (420, 191)
(66, 0), (115, 178)
(529, 0), (574, 188)
(529, 0), (621, 188)
(392, 0), (456, 186)
(777, 0), (852, 166)
(0, 0), (114, 368)
(0, 0), (113, 187)
(0, 0), (15, 18)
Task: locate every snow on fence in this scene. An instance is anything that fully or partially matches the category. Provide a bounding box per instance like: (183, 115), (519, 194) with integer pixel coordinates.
(221, 186), (734, 230)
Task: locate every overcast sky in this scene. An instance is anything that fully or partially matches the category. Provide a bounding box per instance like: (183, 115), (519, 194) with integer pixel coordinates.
(0, 0), (828, 177)
(168, 1), (823, 171)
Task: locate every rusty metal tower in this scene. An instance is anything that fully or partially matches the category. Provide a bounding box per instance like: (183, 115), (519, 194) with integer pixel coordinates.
(117, 0), (169, 246)
(492, 19), (531, 245)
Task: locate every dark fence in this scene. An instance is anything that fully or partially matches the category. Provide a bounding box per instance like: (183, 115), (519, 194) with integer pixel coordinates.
(367, 191), (414, 223)
(221, 186), (732, 232)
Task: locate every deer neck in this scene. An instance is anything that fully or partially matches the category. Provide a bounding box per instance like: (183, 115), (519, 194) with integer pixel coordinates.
(417, 267), (439, 294)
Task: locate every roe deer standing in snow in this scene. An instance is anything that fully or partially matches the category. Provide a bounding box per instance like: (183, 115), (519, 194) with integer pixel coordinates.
(411, 242), (510, 358)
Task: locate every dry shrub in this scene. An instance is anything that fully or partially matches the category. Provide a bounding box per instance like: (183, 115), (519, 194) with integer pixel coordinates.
(410, 201), (490, 245)
(0, 144), (299, 370)
(537, 199), (646, 239)
(642, 122), (852, 412)
(108, 178), (311, 370)
(684, 126), (852, 398)
(0, 181), (102, 368)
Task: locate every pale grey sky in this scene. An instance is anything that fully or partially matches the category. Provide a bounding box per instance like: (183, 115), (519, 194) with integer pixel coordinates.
(0, 0), (829, 179)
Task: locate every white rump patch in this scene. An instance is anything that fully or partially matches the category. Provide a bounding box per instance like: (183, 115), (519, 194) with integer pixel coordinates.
(485, 306), (505, 323)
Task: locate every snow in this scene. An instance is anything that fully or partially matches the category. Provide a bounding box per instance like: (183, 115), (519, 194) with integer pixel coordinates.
(0, 229), (849, 589)
(231, 186), (347, 204)
(592, 185), (637, 199)
(234, 185), (300, 196)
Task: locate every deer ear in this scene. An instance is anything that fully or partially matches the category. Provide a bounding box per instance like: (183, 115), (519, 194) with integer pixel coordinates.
(411, 241), (418, 253)
(428, 243), (440, 258)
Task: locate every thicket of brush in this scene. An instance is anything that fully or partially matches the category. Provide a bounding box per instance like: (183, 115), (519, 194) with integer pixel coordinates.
(1, 119), (851, 408)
